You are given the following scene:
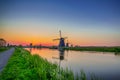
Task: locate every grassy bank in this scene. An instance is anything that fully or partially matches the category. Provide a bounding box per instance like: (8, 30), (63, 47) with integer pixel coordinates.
(0, 47), (100, 80)
(0, 47), (10, 53)
(64, 46), (120, 53)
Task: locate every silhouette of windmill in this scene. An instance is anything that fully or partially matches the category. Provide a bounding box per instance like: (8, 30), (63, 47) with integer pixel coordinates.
(66, 39), (69, 47)
(53, 30), (67, 50)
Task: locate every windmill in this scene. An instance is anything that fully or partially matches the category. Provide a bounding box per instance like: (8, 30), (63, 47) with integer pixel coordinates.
(66, 39), (69, 47)
(53, 30), (67, 50)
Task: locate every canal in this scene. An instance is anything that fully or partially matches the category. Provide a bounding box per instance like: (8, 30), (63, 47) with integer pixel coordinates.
(26, 48), (120, 80)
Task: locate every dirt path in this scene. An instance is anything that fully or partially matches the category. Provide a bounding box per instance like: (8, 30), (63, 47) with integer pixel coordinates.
(0, 48), (15, 72)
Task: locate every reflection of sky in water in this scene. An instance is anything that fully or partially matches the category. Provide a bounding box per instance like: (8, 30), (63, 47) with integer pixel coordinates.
(26, 48), (120, 80)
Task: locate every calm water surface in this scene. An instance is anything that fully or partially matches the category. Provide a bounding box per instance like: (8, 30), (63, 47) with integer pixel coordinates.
(26, 48), (120, 80)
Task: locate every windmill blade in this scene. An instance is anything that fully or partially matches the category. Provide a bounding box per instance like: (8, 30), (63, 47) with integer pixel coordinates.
(63, 37), (67, 39)
(59, 30), (62, 38)
(53, 38), (60, 41)
(52, 57), (59, 59)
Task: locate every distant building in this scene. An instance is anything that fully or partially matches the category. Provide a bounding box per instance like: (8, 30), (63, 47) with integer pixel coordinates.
(0, 38), (6, 47)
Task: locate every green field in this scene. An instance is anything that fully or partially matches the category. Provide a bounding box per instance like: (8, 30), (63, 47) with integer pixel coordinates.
(0, 47), (10, 53)
(64, 46), (120, 53)
(0, 47), (100, 80)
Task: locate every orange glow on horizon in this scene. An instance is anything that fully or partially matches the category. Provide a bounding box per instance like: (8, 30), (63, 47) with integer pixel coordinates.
(1, 29), (120, 46)
(5, 37), (120, 47)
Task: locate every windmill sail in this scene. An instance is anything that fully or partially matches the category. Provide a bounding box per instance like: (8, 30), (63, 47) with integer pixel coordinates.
(59, 30), (62, 38)
(53, 38), (60, 41)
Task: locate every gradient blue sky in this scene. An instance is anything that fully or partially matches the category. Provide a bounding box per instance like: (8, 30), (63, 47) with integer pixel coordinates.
(0, 0), (120, 46)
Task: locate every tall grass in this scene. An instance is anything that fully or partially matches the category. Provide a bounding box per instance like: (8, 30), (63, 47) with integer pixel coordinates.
(0, 47), (100, 80)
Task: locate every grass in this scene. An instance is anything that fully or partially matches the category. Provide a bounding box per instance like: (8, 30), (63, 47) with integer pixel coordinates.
(64, 46), (120, 53)
(0, 47), (100, 80)
(0, 47), (10, 53)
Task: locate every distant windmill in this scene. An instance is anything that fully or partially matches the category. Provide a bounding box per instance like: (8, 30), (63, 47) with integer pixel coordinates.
(66, 39), (69, 47)
(53, 30), (67, 50)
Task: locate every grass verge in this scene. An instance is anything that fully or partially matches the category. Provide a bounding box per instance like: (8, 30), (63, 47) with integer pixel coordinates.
(0, 47), (100, 80)
(0, 47), (10, 53)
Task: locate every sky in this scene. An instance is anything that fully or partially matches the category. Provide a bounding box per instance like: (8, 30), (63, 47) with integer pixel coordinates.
(0, 0), (120, 46)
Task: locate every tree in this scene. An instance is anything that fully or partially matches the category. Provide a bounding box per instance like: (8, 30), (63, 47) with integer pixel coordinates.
(0, 38), (6, 47)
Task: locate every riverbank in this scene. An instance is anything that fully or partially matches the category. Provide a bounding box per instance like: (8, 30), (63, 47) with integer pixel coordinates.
(64, 46), (120, 53)
(0, 47), (100, 80)
(23, 46), (120, 53)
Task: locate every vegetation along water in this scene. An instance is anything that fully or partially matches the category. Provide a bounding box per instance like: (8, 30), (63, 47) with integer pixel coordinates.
(0, 47), (100, 80)
(0, 47), (10, 53)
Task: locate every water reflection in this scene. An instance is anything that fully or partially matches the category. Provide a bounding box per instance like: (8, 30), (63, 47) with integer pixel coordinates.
(114, 52), (120, 56)
(25, 48), (120, 80)
(29, 48), (32, 53)
(52, 49), (66, 73)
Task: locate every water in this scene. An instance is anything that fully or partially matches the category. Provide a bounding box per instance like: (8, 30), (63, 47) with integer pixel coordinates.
(26, 48), (120, 80)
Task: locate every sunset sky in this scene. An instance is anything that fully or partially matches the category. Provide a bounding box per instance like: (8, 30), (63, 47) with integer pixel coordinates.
(0, 0), (120, 46)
